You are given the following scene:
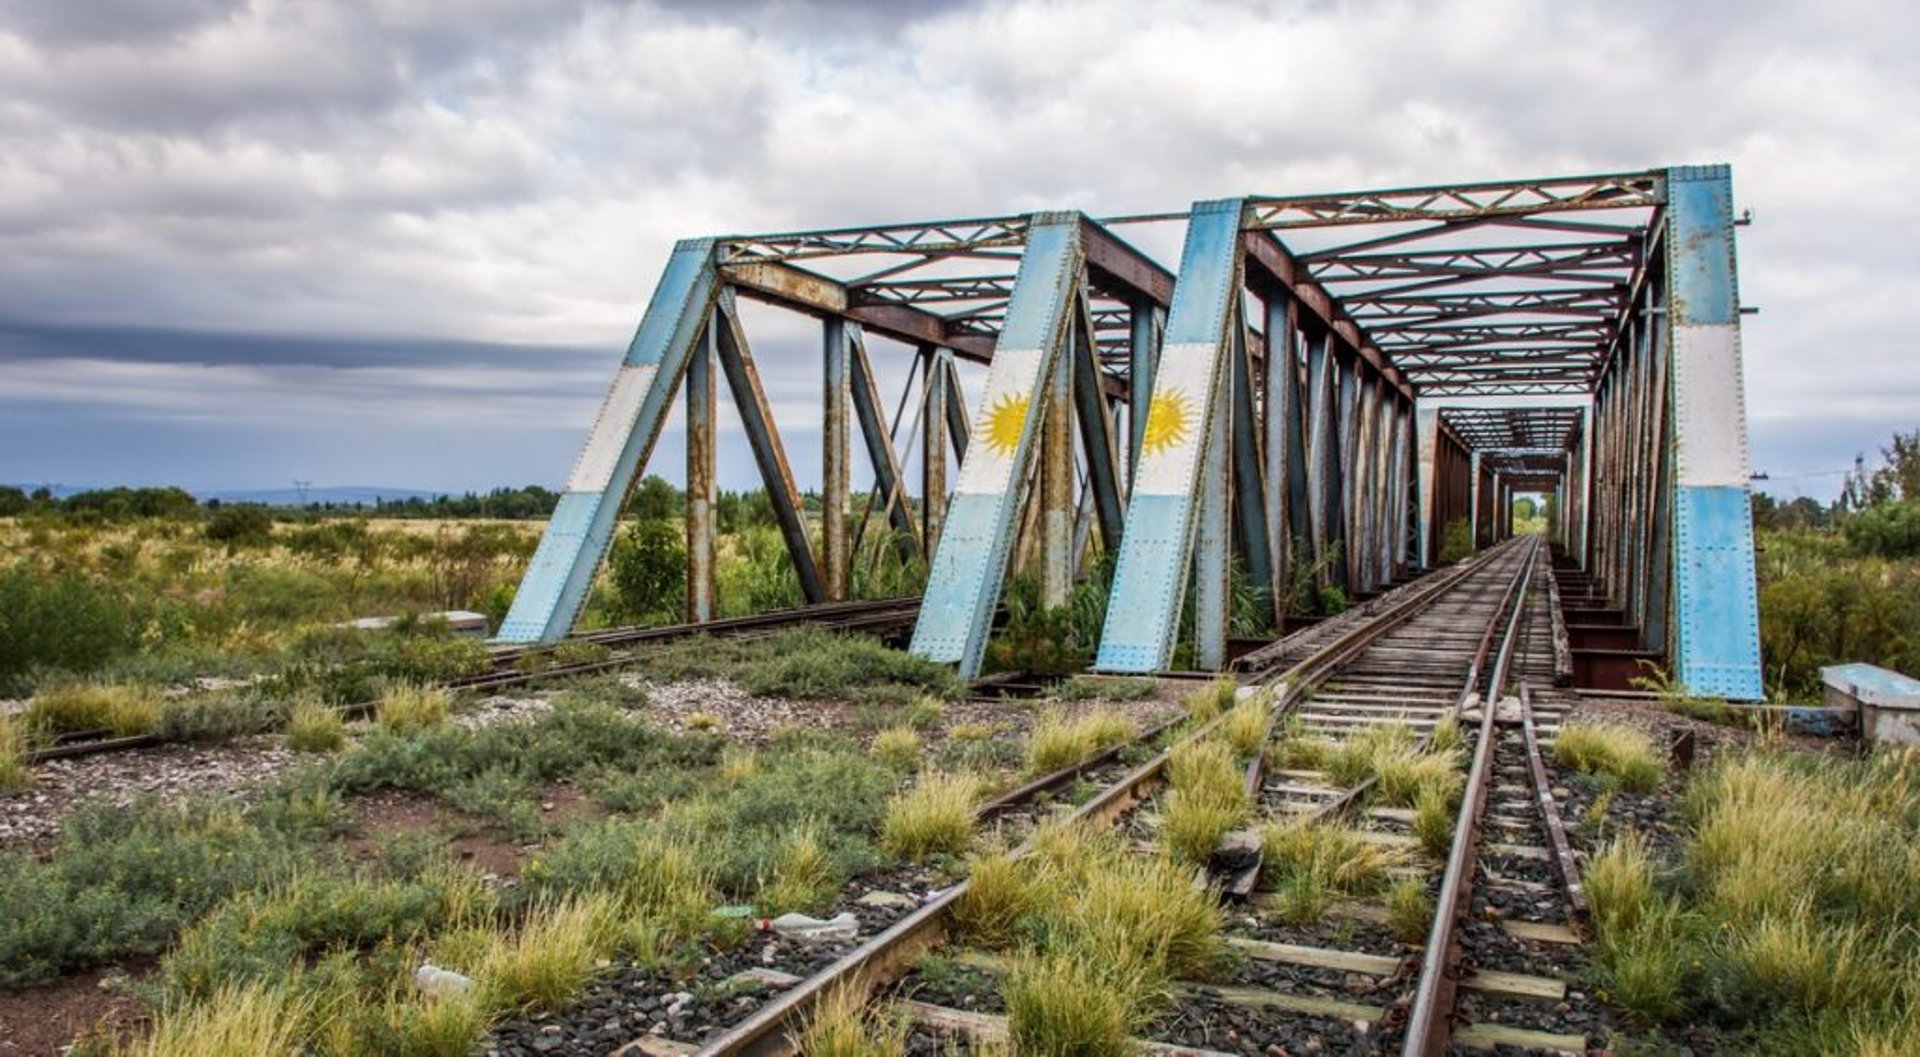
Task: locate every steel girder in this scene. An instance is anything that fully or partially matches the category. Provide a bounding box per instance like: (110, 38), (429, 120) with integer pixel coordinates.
(499, 165), (1760, 702)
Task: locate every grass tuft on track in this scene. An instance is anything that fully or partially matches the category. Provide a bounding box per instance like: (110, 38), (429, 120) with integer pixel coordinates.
(1024, 709), (1137, 775)
(881, 772), (979, 862)
(1554, 722), (1663, 792)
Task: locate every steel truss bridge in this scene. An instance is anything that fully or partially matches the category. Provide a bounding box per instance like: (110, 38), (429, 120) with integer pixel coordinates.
(497, 165), (1763, 701)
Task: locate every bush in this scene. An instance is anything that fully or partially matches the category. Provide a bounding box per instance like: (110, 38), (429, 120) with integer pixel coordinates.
(0, 800), (311, 985)
(0, 569), (143, 693)
(1844, 499), (1920, 558)
(203, 505), (275, 548)
(608, 519), (685, 624)
(735, 627), (962, 702)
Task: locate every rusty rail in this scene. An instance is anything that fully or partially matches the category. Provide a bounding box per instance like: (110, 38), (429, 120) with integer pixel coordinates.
(1519, 684), (1587, 920)
(1401, 537), (1539, 1056)
(692, 538), (1542, 1057)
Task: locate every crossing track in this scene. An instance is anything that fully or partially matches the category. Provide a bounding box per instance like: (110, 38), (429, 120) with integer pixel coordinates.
(674, 535), (1599, 1057)
(22, 598), (924, 765)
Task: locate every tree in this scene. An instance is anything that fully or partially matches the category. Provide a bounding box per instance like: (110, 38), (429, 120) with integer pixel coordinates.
(608, 519), (685, 623)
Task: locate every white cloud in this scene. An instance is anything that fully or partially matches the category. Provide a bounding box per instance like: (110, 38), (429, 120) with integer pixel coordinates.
(0, 0), (1913, 491)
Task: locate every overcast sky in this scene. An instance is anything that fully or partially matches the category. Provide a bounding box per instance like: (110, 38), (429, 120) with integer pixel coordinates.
(1, 0), (1912, 499)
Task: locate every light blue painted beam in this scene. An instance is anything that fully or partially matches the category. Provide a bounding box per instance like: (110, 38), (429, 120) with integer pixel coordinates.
(1665, 164), (1763, 700)
(1095, 199), (1246, 673)
(909, 214), (1083, 678)
(497, 239), (719, 643)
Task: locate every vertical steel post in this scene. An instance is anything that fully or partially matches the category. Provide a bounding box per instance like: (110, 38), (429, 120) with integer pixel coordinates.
(1304, 331), (1337, 586)
(823, 317), (850, 601)
(686, 314), (717, 623)
(1041, 324), (1074, 607)
(1129, 301), (1161, 483)
(1664, 165), (1762, 698)
(923, 347), (949, 554)
(1230, 311), (1274, 622)
(1262, 294), (1295, 607)
(1415, 404), (1440, 567)
(1195, 357), (1233, 670)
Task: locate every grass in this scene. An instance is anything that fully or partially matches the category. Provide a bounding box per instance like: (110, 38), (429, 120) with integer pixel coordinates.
(1062, 848), (1223, 982)
(0, 718), (27, 791)
(760, 824), (837, 914)
(26, 682), (162, 736)
(1024, 709), (1137, 775)
(1554, 722), (1663, 792)
(121, 981), (309, 1056)
(733, 627), (961, 702)
(1220, 695), (1271, 759)
(1580, 748), (1920, 1046)
(1428, 714), (1462, 754)
(870, 726), (922, 771)
(1321, 722), (1415, 787)
(953, 851), (1040, 949)
(1412, 785), (1454, 859)
(1385, 877), (1432, 945)
(1260, 821), (1401, 924)
(795, 984), (906, 1057)
(376, 681), (452, 734)
(1160, 738), (1252, 865)
(881, 772), (978, 861)
(1375, 750), (1464, 808)
(1182, 678), (1240, 724)
(1584, 831), (1656, 935)
(286, 700), (346, 753)
(1004, 950), (1140, 1057)
(477, 893), (620, 1012)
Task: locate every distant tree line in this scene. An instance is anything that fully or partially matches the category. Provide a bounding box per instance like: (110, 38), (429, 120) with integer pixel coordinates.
(1753, 428), (1920, 557)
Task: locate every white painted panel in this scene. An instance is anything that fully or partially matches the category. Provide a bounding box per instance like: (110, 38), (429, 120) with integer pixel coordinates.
(1672, 323), (1750, 488)
(1131, 343), (1219, 496)
(565, 364), (658, 493)
(954, 347), (1044, 496)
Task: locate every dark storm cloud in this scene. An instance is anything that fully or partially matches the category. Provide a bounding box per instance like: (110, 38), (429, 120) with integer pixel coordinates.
(0, 319), (602, 373)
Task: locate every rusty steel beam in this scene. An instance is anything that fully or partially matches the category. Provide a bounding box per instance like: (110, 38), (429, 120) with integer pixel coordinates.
(1242, 230), (1416, 404)
(726, 260), (998, 361)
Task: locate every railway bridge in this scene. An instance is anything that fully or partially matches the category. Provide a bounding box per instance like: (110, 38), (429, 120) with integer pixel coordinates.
(497, 165), (1763, 701)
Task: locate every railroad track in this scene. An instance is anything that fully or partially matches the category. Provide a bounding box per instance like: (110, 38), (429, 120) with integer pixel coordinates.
(678, 536), (1600, 1057)
(22, 597), (923, 765)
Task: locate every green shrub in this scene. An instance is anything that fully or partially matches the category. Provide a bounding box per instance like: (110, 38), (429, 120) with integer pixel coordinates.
(736, 627), (961, 701)
(203, 505), (275, 548)
(0, 800), (311, 986)
(0, 568), (143, 694)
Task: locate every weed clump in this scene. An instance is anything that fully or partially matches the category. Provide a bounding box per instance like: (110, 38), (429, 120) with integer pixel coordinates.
(1025, 709), (1137, 775)
(736, 627), (961, 702)
(1220, 695), (1271, 759)
(286, 700), (346, 753)
(1160, 739), (1251, 865)
(0, 718), (27, 791)
(1554, 722), (1662, 792)
(881, 772), (978, 861)
(376, 682), (451, 734)
(1260, 821), (1401, 924)
(760, 824), (837, 915)
(1004, 950), (1139, 1057)
(1055, 675), (1157, 702)
(1385, 877), (1432, 945)
(26, 682), (162, 737)
(870, 726), (922, 771)
(953, 851), (1040, 949)
(123, 980), (310, 1056)
(1181, 678), (1240, 724)
(477, 893), (620, 1012)
(795, 984), (906, 1057)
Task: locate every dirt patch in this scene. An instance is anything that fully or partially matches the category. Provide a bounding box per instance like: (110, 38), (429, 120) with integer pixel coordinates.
(347, 790), (529, 881)
(0, 968), (139, 1057)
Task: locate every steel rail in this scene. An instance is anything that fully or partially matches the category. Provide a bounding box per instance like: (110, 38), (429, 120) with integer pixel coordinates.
(1520, 683), (1588, 921)
(1401, 537), (1540, 1056)
(690, 538), (1541, 1057)
(21, 598), (923, 766)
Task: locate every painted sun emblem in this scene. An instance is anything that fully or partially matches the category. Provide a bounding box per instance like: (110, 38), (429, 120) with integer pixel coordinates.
(983, 391), (1030, 456)
(1141, 389), (1196, 456)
